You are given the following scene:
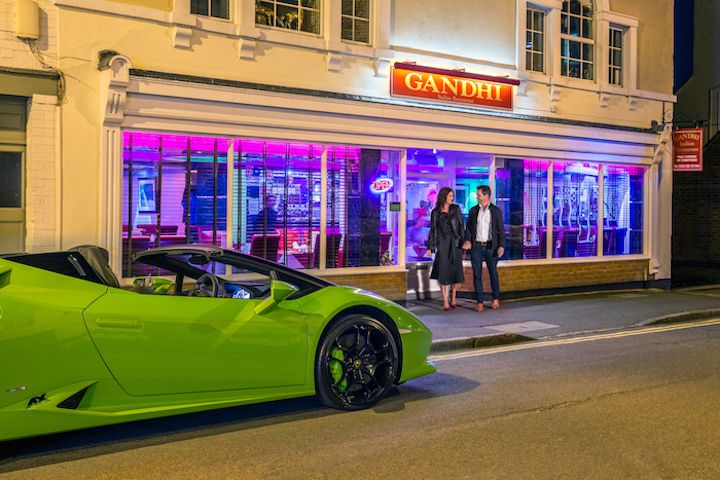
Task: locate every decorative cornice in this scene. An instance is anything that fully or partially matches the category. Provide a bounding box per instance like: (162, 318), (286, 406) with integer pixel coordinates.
(128, 68), (657, 135)
(99, 53), (133, 126)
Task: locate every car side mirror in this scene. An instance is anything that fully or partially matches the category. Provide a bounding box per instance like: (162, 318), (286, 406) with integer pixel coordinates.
(271, 280), (297, 302)
(254, 280), (298, 315)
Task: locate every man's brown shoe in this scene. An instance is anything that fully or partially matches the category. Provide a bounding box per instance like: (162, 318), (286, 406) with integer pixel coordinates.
(490, 299), (501, 309)
(476, 303), (485, 312)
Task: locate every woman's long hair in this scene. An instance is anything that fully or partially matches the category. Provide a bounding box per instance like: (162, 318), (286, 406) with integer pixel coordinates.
(434, 187), (454, 211)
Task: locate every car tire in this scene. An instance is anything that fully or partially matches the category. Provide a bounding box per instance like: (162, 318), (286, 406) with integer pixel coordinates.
(315, 314), (399, 410)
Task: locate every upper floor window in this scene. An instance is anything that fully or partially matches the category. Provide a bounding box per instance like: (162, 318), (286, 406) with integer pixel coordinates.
(609, 27), (623, 86)
(561, 0), (594, 80)
(526, 8), (545, 73)
(341, 0), (370, 44)
(191, 0), (229, 19)
(255, 0), (321, 35)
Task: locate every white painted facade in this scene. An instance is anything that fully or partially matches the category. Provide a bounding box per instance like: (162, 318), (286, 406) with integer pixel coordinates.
(0, 0), (60, 253)
(4, 0), (676, 285)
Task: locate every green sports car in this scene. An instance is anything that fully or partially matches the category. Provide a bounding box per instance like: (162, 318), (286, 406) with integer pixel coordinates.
(0, 245), (435, 442)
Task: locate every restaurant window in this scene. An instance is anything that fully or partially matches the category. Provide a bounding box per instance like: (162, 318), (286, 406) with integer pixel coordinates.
(191, 0), (229, 19)
(255, 0), (321, 34)
(609, 27), (623, 86)
(552, 161), (599, 258)
(234, 140), (323, 269)
(561, 0), (594, 80)
(603, 165), (644, 255)
(327, 146), (400, 268)
(342, 0), (370, 44)
(122, 133), (229, 277)
(526, 8), (545, 73)
(495, 158), (549, 260)
(405, 149), (491, 263)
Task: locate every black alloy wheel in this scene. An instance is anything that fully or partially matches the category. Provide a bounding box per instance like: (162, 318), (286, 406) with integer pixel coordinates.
(316, 314), (399, 410)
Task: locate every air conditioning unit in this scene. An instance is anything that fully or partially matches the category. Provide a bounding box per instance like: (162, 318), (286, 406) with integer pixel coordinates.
(16, 0), (39, 40)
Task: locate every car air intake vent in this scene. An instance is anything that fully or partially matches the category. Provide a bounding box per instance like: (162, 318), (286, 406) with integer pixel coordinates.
(57, 387), (89, 410)
(27, 393), (46, 408)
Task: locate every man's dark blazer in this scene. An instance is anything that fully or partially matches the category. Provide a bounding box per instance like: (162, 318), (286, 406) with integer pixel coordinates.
(463, 203), (506, 253)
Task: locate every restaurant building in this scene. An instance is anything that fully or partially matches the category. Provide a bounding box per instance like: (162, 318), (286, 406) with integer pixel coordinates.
(5, 0), (676, 300)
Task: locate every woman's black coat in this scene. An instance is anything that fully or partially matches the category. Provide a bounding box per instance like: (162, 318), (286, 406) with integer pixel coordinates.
(427, 204), (464, 253)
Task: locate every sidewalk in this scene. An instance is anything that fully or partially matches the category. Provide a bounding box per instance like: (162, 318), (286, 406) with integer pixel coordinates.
(405, 286), (720, 352)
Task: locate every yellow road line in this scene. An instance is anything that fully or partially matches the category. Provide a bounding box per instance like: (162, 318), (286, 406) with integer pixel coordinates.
(430, 318), (720, 362)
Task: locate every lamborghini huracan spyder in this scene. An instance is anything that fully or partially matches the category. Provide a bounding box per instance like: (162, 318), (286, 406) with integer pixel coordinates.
(0, 245), (435, 441)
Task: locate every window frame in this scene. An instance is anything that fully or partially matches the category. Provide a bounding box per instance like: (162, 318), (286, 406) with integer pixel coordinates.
(608, 26), (623, 86)
(596, 11), (639, 92)
(516, 0), (561, 79)
(560, 0), (595, 81)
(341, 0), (371, 45)
(255, 0), (323, 37)
(190, 0), (230, 20)
(526, 7), (546, 74)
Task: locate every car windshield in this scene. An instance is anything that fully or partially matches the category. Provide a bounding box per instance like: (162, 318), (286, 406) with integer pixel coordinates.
(133, 249), (330, 300)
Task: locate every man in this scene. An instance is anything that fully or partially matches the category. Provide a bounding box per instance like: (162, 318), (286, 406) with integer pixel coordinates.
(252, 194), (280, 234)
(462, 185), (505, 312)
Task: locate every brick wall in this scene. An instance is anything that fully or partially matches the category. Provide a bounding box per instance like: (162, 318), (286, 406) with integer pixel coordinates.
(318, 259), (649, 302)
(318, 271), (408, 301)
(673, 135), (720, 264)
(24, 93), (58, 252)
(0, 0), (58, 70)
(408, 259), (649, 299)
(478, 260), (648, 292)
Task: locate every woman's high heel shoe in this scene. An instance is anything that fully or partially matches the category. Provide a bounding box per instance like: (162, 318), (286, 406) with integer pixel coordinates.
(450, 303), (457, 309)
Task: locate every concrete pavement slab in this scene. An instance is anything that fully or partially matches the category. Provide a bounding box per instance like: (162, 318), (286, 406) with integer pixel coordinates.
(410, 287), (720, 352)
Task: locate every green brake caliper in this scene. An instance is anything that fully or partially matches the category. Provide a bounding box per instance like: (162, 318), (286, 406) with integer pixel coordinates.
(329, 347), (348, 393)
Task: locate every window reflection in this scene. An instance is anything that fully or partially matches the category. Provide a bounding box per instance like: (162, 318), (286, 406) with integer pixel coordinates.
(552, 161), (599, 258)
(604, 165), (644, 255)
(405, 149), (491, 263)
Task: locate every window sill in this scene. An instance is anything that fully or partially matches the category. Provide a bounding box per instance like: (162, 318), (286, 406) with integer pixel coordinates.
(309, 265), (408, 276)
(408, 254), (649, 269)
(255, 25), (325, 50)
(196, 16), (236, 36)
(514, 71), (676, 103)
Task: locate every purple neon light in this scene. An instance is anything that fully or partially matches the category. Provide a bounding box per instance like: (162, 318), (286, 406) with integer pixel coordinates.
(605, 165), (646, 176)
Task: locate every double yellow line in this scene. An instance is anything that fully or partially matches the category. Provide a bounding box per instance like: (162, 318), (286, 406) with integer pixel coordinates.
(430, 318), (720, 362)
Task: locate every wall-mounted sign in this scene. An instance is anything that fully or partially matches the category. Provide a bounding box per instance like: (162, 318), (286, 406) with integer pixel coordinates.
(370, 177), (394, 194)
(391, 62), (519, 110)
(673, 128), (703, 172)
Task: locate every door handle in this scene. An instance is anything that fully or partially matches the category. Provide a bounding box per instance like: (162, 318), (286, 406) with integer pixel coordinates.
(94, 319), (143, 329)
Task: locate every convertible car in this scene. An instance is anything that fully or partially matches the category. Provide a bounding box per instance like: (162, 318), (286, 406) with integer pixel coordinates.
(0, 245), (435, 442)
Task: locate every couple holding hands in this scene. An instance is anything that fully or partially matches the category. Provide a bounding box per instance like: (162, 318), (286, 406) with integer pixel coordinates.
(425, 185), (505, 312)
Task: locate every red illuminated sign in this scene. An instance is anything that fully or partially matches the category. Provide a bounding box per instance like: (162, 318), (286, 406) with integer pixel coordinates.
(673, 128), (703, 172)
(391, 62), (519, 109)
(370, 177), (394, 194)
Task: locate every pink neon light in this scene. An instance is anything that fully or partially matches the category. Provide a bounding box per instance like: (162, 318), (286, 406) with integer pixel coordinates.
(605, 165), (646, 176)
(553, 160), (599, 173)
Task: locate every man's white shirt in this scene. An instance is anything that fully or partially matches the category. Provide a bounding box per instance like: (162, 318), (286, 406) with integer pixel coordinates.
(476, 204), (491, 242)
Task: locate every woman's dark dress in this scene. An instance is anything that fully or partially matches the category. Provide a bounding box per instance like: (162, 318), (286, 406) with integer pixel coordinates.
(428, 205), (465, 285)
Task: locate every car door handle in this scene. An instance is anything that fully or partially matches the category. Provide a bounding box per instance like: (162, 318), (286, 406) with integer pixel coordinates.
(94, 319), (143, 329)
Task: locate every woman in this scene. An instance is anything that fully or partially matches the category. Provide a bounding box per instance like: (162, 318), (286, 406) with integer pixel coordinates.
(426, 187), (465, 311)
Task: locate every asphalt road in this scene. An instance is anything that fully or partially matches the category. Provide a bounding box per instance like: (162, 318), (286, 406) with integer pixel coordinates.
(2, 320), (720, 479)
